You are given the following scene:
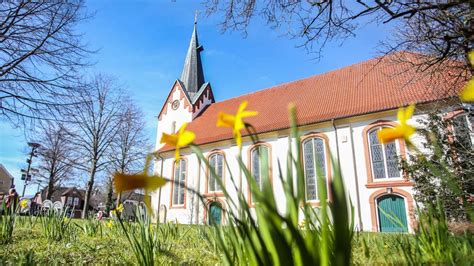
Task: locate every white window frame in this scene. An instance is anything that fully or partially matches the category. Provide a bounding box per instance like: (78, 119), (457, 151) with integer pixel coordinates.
(302, 137), (328, 202)
(368, 126), (403, 181)
(208, 153), (224, 193)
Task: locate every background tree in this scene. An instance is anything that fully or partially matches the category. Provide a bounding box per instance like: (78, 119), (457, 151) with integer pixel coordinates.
(103, 174), (114, 214)
(402, 111), (473, 222)
(205, 1), (472, 88)
(0, 0), (92, 126)
(33, 121), (76, 200)
(66, 75), (123, 218)
(107, 101), (149, 208)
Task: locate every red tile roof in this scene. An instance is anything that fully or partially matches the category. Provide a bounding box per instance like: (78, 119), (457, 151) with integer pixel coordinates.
(159, 53), (463, 152)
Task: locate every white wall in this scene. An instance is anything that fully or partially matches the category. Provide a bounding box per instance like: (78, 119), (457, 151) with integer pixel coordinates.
(155, 84), (193, 151)
(152, 111), (428, 232)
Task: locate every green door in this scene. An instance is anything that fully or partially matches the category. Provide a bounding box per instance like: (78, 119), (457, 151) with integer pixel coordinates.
(208, 202), (222, 225)
(377, 195), (408, 232)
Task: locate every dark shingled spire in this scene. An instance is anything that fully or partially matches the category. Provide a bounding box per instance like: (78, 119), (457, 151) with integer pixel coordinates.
(180, 21), (205, 95)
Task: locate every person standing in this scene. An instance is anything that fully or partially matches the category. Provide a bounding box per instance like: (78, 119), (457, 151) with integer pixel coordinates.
(5, 188), (19, 213)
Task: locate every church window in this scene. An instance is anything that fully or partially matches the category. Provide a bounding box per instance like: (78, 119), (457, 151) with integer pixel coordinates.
(171, 121), (176, 134)
(249, 144), (270, 203)
(172, 159), (187, 206)
(452, 112), (474, 149)
(368, 127), (401, 180)
(208, 153), (224, 192)
(302, 137), (328, 201)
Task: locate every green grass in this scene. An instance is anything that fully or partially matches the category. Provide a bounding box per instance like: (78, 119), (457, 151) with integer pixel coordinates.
(0, 217), (220, 265)
(1, 217), (472, 265)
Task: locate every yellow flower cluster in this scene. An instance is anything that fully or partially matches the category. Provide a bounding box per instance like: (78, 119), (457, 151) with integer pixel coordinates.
(111, 203), (124, 216)
(20, 200), (28, 209)
(106, 219), (114, 229)
(298, 219), (308, 229)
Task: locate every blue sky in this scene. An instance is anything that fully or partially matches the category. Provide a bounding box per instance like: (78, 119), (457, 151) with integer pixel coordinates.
(0, 0), (392, 196)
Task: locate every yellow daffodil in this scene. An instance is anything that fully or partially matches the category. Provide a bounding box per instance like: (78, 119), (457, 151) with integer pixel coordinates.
(116, 203), (124, 213)
(106, 220), (113, 229)
(114, 172), (166, 193)
(460, 79), (474, 102)
(216, 101), (258, 148)
(460, 51), (474, 102)
(19, 200), (28, 209)
(377, 104), (416, 145)
(160, 123), (195, 160)
(111, 209), (117, 216)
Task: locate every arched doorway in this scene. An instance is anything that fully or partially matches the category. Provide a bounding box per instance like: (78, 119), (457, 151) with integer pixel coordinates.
(208, 201), (222, 225)
(377, 195), (408, 232)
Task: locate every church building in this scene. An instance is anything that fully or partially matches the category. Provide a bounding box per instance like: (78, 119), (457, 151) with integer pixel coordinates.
(151, 22), (470, 232)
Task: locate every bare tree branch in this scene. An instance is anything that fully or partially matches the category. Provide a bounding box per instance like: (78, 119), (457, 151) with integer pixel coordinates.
(0, 0), (93, 127)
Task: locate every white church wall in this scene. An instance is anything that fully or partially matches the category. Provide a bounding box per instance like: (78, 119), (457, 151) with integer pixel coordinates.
(152, 110), (433, 232)
(156, 85), (193, 151)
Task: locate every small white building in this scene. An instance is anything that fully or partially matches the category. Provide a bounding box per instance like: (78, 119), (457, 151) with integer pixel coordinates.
(151, 22), (470, 232)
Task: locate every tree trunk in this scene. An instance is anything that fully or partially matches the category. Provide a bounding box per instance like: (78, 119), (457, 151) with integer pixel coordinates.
(46, 174), (54, 200)
(105, 180), (113, 214)
(82, 162), (97, 219)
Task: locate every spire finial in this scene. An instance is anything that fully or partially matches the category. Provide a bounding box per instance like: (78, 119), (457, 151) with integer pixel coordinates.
(180, 13), (205, 95)
(194, 10), (199, 24)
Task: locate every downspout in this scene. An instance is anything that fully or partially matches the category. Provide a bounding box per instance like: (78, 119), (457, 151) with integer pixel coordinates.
(194, 158), (202, 224)
(331, 119), (342, 173)
(156, 153), (164, 224)
(349, 124), (363, 231)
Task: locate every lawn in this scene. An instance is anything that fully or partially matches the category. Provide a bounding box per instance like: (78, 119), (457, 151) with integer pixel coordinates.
(1, 217), (220, 265)
(3, 216), (471, 265)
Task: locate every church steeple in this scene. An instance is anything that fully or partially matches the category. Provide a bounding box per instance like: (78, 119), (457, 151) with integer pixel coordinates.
(180, 20), (205, 95)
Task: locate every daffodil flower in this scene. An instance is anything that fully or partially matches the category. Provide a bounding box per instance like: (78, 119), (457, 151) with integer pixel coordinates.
(20, 200), (28, 209)
(160, 123), (195, 160)
(216, 101), (258, 148)
(460, 51), (474, 102)
(114, 172), (166, 193)
(377, 104), (416, 145)
(106, 220), (113, 229)
(116, 203), (124, 213)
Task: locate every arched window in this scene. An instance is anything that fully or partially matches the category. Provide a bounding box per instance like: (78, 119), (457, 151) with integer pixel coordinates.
(302, 137), (328, 201)
(368, 127), (401, 180)
(208, 153), (224, 192)
(172, 159), (186, 206)
(171, 121), (176, 134)
(452, 113), (473, 149)
(250, 144), (270, 194)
